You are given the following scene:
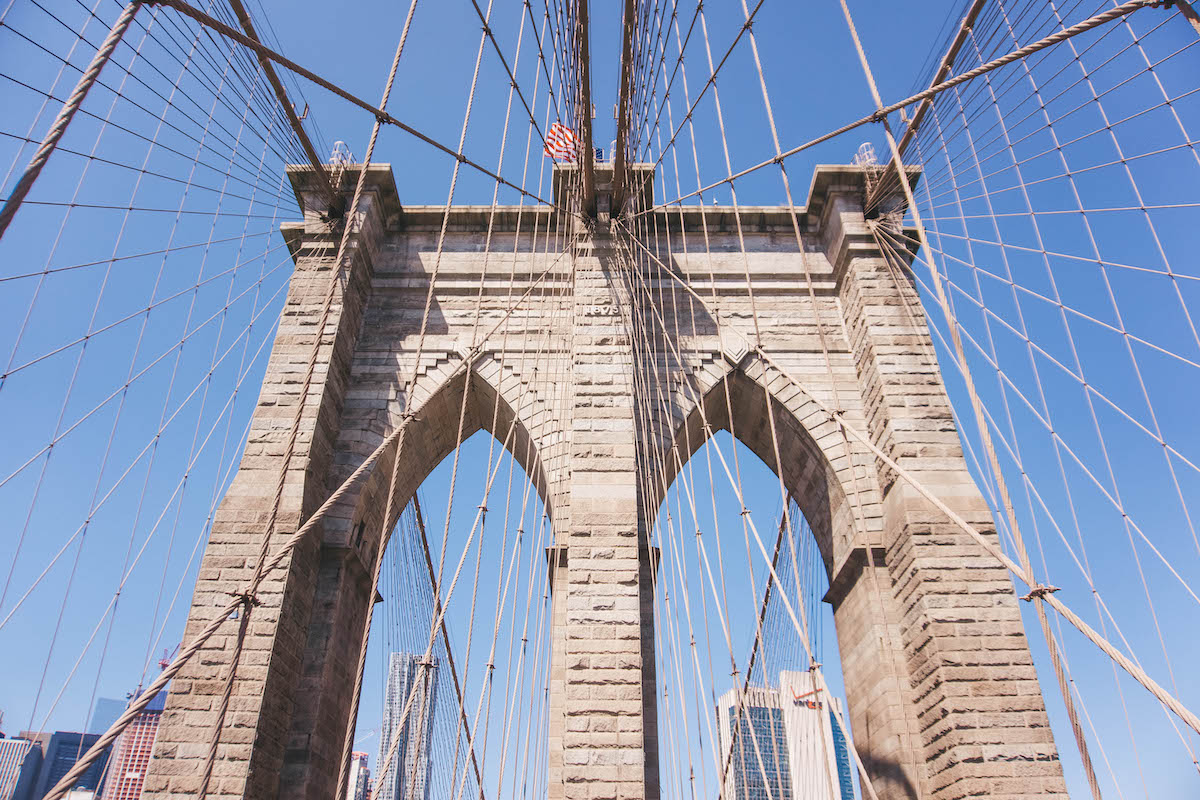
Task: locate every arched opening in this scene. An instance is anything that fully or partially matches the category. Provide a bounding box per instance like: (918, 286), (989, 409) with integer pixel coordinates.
(283, 364), (561, 800)
(351, 428), (555, 800)
(655, 367), (863, 577)
(650, 428), (856, 800)
(337, 363), (558, 550)
(645, 362), (920, 800)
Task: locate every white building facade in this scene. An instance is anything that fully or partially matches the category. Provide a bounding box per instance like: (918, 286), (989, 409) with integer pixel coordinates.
(0, 738), (36, 800)
(375, 653), (438, 800)
(346, 751), (370, 800)
(717, 671), (854, 800)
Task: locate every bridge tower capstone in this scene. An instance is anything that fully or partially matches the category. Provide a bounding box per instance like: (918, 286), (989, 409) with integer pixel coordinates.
(143, 163), (1067, 800)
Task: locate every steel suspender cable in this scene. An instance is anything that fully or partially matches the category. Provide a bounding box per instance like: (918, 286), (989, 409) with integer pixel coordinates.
(642, 0), (1169, 214)
(9, 3), (1200, 799)
(618, 218), (1200, 741)
(0, 0), (141, 240)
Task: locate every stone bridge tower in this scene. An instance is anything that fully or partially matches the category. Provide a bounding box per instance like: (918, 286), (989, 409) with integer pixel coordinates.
(143, 163), (1066, 800)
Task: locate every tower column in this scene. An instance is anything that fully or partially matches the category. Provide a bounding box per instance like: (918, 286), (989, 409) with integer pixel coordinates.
(822, 176), (1067, 799)
(143, 166), (399, 800)
(547, 226), (659, 800)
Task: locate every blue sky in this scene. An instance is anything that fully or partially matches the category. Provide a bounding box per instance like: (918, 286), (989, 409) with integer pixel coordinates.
(1, 0), (1199, 797)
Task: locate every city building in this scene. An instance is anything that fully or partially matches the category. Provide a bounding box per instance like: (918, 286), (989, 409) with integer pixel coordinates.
(18, 731), (111, 800)
(99, 690), (167, 800)
(717, 687), (792, 800)
(87, 700), (126, 737)
(0, 738), (40, 800)
(375, 653), (438, 800)
(347, 751), (371, 800)
(717, 672), (854, 800)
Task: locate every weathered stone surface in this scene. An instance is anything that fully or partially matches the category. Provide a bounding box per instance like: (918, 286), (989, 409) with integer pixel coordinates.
(144, 164), (1065, 800)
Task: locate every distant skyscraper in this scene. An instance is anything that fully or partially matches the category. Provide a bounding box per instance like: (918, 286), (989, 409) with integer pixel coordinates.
(717, 687), (792, 800)
(100, 690), (167, 800)
(347, 751), (371, 800)
(717, 672), (854, 800)
(778, 672), (853, 800)
(0, 737), (40, 800)
(19, 732), (111, 800)
(88, 700), (126, 737)
(375, 653), (438, 800)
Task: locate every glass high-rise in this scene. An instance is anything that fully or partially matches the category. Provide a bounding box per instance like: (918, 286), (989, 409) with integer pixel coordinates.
(717, 672), (855, 800)
(375, 653), (438, 800)
(347, 751), (371, 800)
(19, 732), (111, 800)
(717, 687), (793, 800)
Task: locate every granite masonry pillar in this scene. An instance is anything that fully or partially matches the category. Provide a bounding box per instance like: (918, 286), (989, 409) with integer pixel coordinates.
(141, 162), (1068, 800)
(143, 167), (400, 800)
(821, 175), (1067, 798)
(547, 224), (659, 800)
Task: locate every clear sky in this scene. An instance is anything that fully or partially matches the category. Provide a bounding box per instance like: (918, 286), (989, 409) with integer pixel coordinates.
(1, 0), (1198, 798)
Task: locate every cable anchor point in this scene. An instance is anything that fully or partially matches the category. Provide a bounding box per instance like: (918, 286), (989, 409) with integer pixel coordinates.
(228, 589), (261, 609)
(1021, 584), (1060, 602)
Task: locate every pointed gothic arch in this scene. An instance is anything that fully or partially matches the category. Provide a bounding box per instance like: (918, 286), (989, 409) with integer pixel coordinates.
(272, 356), (561, 799)
(655, 361), (870, 576)
(651, 357), (924, 795)
(146, 164), (1068, 800)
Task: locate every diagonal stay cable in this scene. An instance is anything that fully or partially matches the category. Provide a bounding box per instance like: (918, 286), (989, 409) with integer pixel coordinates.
(0, 228), (276, 283)
(42, 0), (308, 171)
(616, 217), (1200, 740)
(640, 0), (1169, 214)
(635, 0), (703, 166)
(0, 66), (295, 201)
(0, 6), (297, 177)
(38, 223), (576, 800)
(147, 0), (559, 209)
(0, 0), (141, 240)
(0, 127), (292, 209)
(622, 0), (768, 206)
(522, 0), (563, 122)
(463, 0), (556, 159)
(0, 251), (292, 629)
(2, 0), (564, 241)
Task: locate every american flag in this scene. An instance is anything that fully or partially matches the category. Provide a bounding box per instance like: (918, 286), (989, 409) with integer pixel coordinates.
(543, 122), (576, 161)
